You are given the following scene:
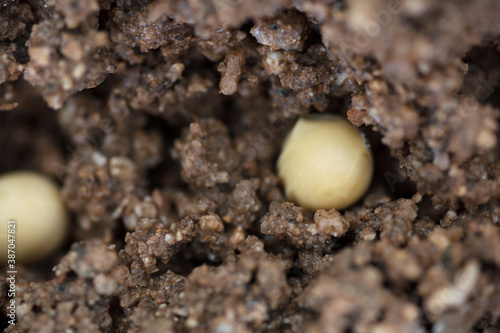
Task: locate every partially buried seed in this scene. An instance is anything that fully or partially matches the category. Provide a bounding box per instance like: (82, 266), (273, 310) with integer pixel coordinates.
(277, 114), (373, 211)
(0, 171), (69, 263)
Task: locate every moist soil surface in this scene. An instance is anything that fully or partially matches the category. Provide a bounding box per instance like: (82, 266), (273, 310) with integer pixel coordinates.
(1, 0), (500, 332)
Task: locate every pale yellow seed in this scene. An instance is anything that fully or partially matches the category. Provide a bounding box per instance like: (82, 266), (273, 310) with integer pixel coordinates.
(0, 171), (69, 263)
(277, 114), (373, 211)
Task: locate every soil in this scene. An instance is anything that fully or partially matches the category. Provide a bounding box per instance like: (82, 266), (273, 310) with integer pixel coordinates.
(1, 0), (500, 332)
